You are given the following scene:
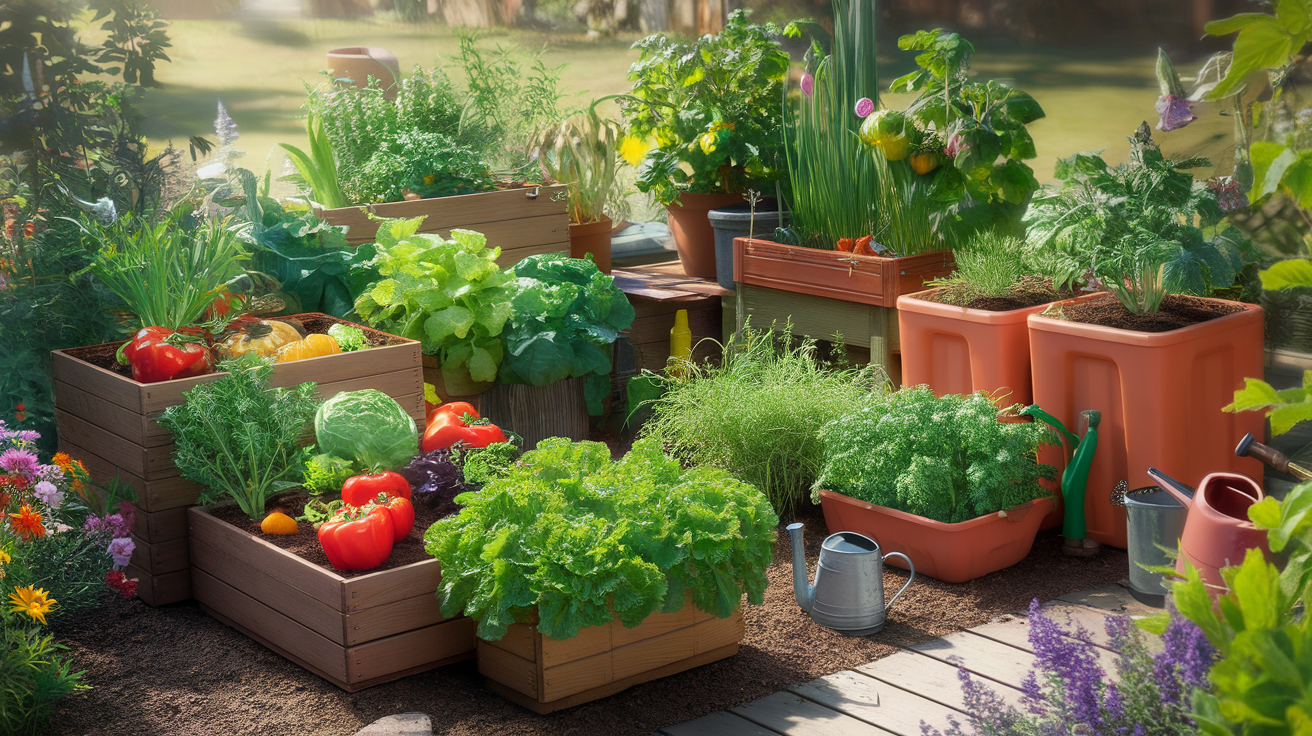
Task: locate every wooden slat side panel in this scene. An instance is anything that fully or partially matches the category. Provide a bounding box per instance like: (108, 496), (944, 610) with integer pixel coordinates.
(127, 504), (189, 542)
(346, 617), (476, 684)
(190, 535), (345, 644)
(494, 241), (570, 268)
(129, 535), (190, 575)
(612, 605), (696, 648)
(477, 640), (539, 699)
(539, 647), (614, 702)
(60, 439), (201, 513)
(694, 610), (744, 654)
(610, 624), (696, 682)
(55, 409), (151, 478)
(482, 622), (536, 662)
(342, 558), (442, 612)
(188, 508), (343, 608)
(126, 564), (191, 606)
(322, 185), (569, 244)
(539, 618), (613, 669)
(343, 592), (446, 645)
(54, 380), (152, 446)
(51, 349), (145, 413)
(193, 569), (348, 680)
(740, 285), (877, 350)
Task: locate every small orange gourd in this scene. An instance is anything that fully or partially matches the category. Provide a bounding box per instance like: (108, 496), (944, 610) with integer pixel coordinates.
(910, 151), (940, 175)
(275, 333), (341, 363)
(261, 511), (299, 535)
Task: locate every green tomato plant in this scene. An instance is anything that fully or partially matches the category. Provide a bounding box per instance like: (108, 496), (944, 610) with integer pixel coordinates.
(623, 10), (790, 206)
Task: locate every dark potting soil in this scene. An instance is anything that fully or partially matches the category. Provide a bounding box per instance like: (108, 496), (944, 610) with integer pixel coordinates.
(1058, 293), (1244, 333)
(61, 315), (408, 381)
(208, 493), (457, 577)
(49, 503), (1130, 736)
(921, 276), (1070, 312)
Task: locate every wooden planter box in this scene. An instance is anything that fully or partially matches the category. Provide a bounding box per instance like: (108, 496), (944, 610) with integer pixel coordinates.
(51, 314), (423, 605)
(320, 185), (570, 268)
(189, 507), (476, 690)
(733, 237), (955, 307)
(478, 603), (744, 713)
(479, 377), (590, 452)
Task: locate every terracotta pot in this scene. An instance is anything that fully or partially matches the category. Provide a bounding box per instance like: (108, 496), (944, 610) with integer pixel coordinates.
(1028, 295), (1265, 549)
(326, 47), (400, 98)
(734, 238), (955, 307)
(666, 193), (744, 278)
(818, 490), (1053, 583)
(568, 217), (613, 274)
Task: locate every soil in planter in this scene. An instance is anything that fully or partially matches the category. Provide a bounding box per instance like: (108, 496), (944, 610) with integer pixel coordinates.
(208, 493), (456, 577)
(1057, 292), (1245, 333)
(922, 275), (1070, 311)
(64, 315), (408, 380)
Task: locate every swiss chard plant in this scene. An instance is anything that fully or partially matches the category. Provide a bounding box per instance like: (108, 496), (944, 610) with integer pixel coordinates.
(623, 10), (790, 206)
(424, 438), (778, 641)
(815, 387), (1057, 523)
(1025, 125), (1246, 315)
(499, 253), (635, 414)
(354, 217), (513, 387)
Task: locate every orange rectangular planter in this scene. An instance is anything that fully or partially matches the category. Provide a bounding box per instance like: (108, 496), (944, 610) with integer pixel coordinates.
(1027, 296), (1265, 549)
(733, 238), (954, 307)
(896, 289), (1052, 403)
(818, 490), (1053, 583)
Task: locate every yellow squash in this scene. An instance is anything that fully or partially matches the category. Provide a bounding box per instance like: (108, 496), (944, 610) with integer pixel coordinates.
(275, 333), (341, 363)
(219, 320), (302, 360)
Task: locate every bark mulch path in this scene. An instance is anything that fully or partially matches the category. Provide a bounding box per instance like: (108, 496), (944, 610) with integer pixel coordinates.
(49, 507), (1128, 736)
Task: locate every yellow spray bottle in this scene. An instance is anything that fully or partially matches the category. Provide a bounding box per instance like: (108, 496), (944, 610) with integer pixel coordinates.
(669, 309), (692, 376)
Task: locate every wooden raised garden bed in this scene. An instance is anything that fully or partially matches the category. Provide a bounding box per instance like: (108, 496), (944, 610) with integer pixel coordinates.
(478, 603), (744, 714)
(189, 507), (475, 691)
(321, 185), (570, 267)
(733, 237), (955, 308)
(51, 314), (423, 605)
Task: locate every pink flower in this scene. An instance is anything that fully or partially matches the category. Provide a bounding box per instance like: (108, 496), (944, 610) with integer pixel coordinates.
(105, 511), (133, 538)
(107, 537), (135, 567)
(800, 73), (814, 98)
(1155, 94), (1196, 132)
(33, 480), (62, 509)
(0, 448), (37, 475)
(854, 97), (874, 118)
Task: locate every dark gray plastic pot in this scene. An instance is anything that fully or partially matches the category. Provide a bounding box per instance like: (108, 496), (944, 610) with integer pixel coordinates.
(707, 204), (788, 291)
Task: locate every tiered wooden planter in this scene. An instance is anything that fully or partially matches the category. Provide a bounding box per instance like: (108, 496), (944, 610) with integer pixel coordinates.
(478, 603), (744, 713)
(321, 185), (570, 266)
(189, 508), (475, 690)
(51, 314), (423, 605)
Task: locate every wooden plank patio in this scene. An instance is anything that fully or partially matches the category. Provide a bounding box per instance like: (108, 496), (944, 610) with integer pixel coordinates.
(656, 586), (1156, 736)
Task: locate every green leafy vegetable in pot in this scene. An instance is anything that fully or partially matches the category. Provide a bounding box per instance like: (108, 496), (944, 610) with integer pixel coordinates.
(815, 387), (1058, 524)
(425, 437), (778, 642)
(499, 253), (636, 413)
(314, 389), (419, 473)
(355, 217), (513, 388)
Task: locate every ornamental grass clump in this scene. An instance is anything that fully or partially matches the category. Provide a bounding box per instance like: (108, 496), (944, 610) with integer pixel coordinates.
(642, 327), (885, 519)
(424, 438), (778, 641)
(815, 387), (1056, 523)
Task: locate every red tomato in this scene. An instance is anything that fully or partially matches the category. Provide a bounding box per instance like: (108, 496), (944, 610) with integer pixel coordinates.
(317, 505), (394, 571)
(341, 471), (412, 507)
(374, 493), (415, 542)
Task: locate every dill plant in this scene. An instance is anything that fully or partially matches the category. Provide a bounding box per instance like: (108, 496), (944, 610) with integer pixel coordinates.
(641, 327), (885, 518)
(926, 230), (1053, 306)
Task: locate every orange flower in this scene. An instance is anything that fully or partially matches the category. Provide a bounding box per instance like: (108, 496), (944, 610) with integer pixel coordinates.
(8, 505), (44, 540)
(8, 586), (54, 625)
(52, 452), (72, 469)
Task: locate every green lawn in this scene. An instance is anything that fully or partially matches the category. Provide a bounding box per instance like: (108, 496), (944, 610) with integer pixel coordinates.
(112, 19), (1231, 184)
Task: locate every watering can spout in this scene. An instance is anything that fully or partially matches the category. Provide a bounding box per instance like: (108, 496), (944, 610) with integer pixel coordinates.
(786, 523), (813, 612)
(1147, 467), (1195, 508)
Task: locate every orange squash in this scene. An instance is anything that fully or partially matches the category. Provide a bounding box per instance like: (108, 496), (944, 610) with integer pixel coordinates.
(261, 511), (299, 535)
(275, 333), (341, 363)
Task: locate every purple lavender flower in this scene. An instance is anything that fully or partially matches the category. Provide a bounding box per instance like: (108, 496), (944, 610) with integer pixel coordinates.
(1155, 94), (1196, 132)
(107, 536), (135, 567)
(1153, 603), (1216, 706)
(0, 447), (38, 475)
(1026, 600), (1110, 730)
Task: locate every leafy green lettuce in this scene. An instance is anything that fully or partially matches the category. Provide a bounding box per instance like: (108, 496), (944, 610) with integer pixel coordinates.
(424, 437), (778, 641)
(314, 389), (419, 472)
(354, 217), (513, 385)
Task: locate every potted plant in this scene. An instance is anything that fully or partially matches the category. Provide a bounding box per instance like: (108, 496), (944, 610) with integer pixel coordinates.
(1024, 125), (1265, 549)
(897, 230), (1077, 405)
(528, 98), (630, 274)
(622, 11), (789, 279)
(814, 387), (1058, 583)
(424, 438), (777, 712)
(482, 253), (635, 449)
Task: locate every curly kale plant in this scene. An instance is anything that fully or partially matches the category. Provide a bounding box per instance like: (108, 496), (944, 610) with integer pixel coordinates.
(1025, 124), (1246, 314)
(815, 387), (1057, 523)
(424, 438), (778, 641)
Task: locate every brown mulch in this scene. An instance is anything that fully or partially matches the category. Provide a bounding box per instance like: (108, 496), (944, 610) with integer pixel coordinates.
(49, 505), (1128, 736)
(1058, 293), (1243, 333)
(209, 494), (457, 577)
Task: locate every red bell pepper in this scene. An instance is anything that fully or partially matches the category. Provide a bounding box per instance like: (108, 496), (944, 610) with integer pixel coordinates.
(422, 401), (508, 453)
(371, 492), (415, 542)
(119, 327), (214, 384)
(317, 504), (394, 571)
(341, 471), (412, 507)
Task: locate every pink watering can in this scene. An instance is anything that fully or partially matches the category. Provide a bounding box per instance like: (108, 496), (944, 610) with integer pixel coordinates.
(1147, 467), (1270, 595)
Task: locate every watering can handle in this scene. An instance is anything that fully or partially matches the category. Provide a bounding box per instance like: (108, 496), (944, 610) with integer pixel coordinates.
(881, 552), (916, 613)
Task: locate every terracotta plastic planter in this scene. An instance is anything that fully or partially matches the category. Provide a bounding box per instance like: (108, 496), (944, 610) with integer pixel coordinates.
(1028, 295), (1265, 549)
(568, 217), (613, 274)
(818, 490), (1053, 583)
(897, 288), (1053, 403)
(666, 192), (744, 278)
(733, 238), (955, 307)
(326, 46), (400, 97)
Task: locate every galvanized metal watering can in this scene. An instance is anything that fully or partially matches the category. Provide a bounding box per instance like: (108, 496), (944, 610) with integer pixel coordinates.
(787, 523), (915, 636)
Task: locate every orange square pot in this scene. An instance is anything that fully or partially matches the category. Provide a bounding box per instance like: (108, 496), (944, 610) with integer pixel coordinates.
(818, 490), (1054, 583)
(1027, 296), (1265, 549)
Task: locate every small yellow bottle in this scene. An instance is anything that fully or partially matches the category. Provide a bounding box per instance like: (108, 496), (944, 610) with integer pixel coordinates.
(669, 309), (692, 376)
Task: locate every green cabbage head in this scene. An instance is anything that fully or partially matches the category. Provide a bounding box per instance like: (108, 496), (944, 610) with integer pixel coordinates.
(315, 389), (418, 471)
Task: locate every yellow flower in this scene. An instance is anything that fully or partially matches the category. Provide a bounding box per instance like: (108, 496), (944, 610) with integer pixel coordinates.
(618, 135), (652, 166)
(0, 549), (9, 564)
(423, 174), (435, 184)
(8, 586), (55, 625)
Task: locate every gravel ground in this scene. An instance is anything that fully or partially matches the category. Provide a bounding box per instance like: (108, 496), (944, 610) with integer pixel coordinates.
(49, 508), (1128, 736)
